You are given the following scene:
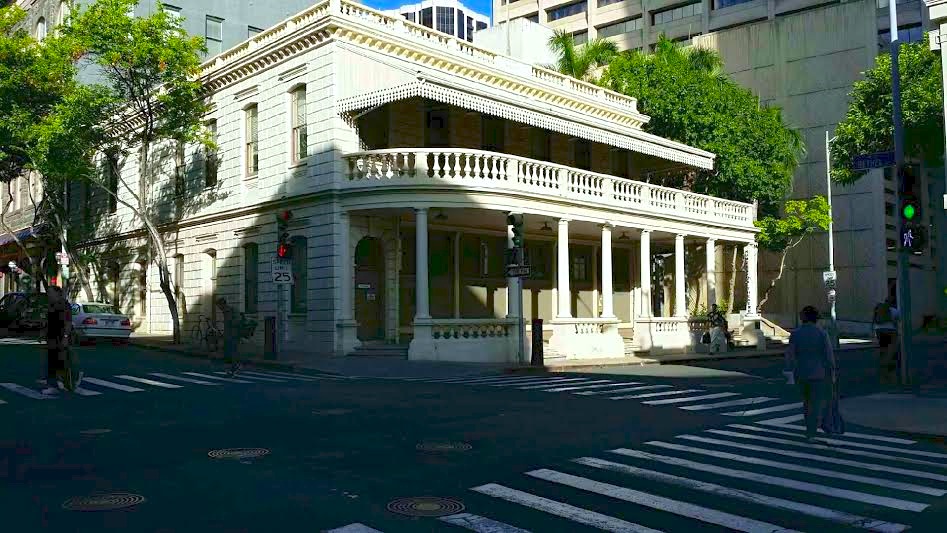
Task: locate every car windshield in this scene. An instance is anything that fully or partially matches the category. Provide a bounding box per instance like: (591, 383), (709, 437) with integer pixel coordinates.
(82, 304), (116, 314)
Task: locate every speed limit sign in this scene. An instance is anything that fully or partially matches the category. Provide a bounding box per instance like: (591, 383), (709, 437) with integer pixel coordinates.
(272, 260), (294, 285)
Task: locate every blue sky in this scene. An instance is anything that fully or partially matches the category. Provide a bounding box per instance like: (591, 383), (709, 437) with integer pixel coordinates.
(363, 0), (494, 21)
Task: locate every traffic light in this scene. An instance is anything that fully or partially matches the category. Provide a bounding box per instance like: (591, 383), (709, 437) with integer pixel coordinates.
(507, 213), (524, 249)
(277, 242), (292, 259)
(276, 210), (293, 260)
(901, 196), (921, 223)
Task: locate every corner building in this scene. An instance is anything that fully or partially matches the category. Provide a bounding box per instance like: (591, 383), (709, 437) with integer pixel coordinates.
(71, 0), (762, 364)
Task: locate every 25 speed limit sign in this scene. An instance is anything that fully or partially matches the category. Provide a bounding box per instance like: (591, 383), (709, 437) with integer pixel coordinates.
(272, 260), (295, 285)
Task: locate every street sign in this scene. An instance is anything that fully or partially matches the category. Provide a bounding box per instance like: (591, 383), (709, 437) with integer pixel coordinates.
(56, 252), (69, 266)
(822, 270), (836, 289)
(272, 259), (294, 284)
(505, 264), (530, 278)
(851, 151), (895, 171)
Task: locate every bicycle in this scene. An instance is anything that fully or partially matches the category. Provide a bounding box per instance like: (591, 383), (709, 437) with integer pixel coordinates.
(190, 315), (222, 352)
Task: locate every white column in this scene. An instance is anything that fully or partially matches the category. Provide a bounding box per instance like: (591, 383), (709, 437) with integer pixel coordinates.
(639, 230), (651, 318)
(550, 242), (558, 318)
(506, 219), (521, 319)
(340, 211), (353, 321)
(556, 219), (571, 318)
(592, 245), (599, 318)
(453, 231), (461, 319)
(415, 208), (430, 319)
(601, 224), (615, 318)
(706, 238), (716, 308)
(745, 242), (759, 316)
(629, 241), (636, 322)
(675, 234), (686, 317)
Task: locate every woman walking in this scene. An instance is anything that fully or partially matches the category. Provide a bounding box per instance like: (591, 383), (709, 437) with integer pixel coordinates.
(784, 305), (837, 441)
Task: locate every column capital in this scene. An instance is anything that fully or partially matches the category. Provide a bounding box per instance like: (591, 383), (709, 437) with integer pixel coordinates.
(558, 218), (570, 225)
(640, 228), (652, 235)
(601, 222), (614, 229)
(415, 207), (428, 214)
(676, 233), (687, 239)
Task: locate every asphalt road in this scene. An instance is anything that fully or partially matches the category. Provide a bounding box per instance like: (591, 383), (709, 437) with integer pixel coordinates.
(2, 339), (946, 532)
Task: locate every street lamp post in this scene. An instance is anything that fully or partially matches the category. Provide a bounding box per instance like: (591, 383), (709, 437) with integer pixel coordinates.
(825, 131), (840, 348)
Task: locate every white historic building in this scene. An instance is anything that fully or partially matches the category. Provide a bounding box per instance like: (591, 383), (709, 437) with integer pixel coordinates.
(72, 0), (763, 364)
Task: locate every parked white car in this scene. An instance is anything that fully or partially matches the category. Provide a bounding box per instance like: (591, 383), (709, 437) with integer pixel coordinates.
(70, 302), (132, 344)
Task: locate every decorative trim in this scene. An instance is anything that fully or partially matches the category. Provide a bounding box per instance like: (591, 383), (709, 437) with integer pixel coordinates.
(234, 227), (262, 237)
(234, 85), (260, 102)
(195, 233), (218, 243)
(278, 64), (307, 83)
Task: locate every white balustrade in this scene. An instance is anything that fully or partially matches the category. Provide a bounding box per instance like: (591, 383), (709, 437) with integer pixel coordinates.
(431, 320), (516, 340)
(343, 148), (755, 227)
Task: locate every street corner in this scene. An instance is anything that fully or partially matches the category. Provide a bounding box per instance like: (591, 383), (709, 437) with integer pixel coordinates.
(840, 392), (947, 439)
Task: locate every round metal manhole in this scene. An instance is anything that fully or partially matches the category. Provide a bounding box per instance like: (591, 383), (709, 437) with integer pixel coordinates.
(207, 448), (271, 460)
(62, 493), (146, 512)
(79, 429), (112, 435)
(416, 441), (472, 453)
(387, 497), (465, 517)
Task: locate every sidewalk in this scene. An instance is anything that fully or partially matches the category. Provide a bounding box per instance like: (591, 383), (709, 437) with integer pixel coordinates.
(840, 389), (947, 438)
(130, 334), (310, 373)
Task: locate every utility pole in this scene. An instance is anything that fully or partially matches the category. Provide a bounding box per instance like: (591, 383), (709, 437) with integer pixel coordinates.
(824, 132), (839, 348)
(889, 2), (913, 385)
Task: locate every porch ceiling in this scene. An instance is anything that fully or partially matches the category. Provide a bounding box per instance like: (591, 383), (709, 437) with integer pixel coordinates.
(338, 79), (715, 171)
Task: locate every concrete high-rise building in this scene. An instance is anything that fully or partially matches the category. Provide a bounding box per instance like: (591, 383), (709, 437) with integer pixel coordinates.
(385, 0), (490, 42)
(492, 0), (946, 332)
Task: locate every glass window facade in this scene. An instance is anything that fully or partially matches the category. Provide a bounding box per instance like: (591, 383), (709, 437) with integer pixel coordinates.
(598, 16), (642, 38)
(573, 31), (588, 45)
(457, 10), (465, 40)
(598, 0), (624, 6)
(436, 7), (455, 34)
(245, 106), (258, 176)
(547, 1), (586, 22)
(878, 24), (923, 48)
(653, 1), (703, 25)
(714, 0), (753, 8)
(206, 16), (223, 56)
(291, 87), (308, 163)
(420, 7), (433, 28)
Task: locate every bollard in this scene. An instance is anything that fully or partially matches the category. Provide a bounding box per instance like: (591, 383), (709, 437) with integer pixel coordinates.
(531, 318), (543, 366)
(263, 317), (277, 360)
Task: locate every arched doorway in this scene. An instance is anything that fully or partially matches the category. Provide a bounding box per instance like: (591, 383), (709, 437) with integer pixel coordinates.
(355, 237), (385, 341)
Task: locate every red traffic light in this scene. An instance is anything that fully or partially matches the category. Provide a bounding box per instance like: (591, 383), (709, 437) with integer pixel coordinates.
(278, 210), (293, 223)
(277, 243), (292, 259)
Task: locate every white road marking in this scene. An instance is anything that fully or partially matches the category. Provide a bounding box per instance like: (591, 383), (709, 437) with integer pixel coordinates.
(611, 447), (928, 512)
(643, 392), (739, 405)
(727, 424), (947, 459)
(149, 373), (219, 385)
(258, 370), (346, 380)
(679, 397), (776, 411)
(243, 371), (319, 382)
(755, 414), (805, 425)
(705, 429), (947, 469)
(520, 379), (612, 390)
(0, 398), (6, 404)
(576, 384), (672, 396)
(182, 372), (254, 384)
(0, 383), (56, 400)
(472, 483), (662, 533)
(723, 403), (802, 417)
(493, 377), (589, 388)
(57, 382), (102, 396)
(610, 389), (703, 400)
(115, 375), (182, 389)
(527, 468), (801, 533)
(439, 375), (550, 384)
(324, 524), (385, 533)
(213, 371), (285, 383)
(757, 416), (916, 445)
(676, 434), (947, 483)
(648, 440), (946, 496)
(439, 512), (532, 532)
(547, 382), (643, 393)
(82, 377), (144, 392)
(574, 457), (909, 533)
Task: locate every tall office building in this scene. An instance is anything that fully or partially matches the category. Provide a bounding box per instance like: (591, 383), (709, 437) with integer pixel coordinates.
(386, 0), (490, 41)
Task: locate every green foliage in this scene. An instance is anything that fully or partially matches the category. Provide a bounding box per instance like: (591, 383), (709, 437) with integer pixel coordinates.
(832, 40), (943, 185)
(547, 30), (618, 82)
(755, 196), (831, 252)
(599, 36), (804, 216)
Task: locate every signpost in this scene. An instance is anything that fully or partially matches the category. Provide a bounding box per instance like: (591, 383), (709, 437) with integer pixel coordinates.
(505, 264), (530, 278)
(851, 151), (895, 171)
(272, 259), (294, 284)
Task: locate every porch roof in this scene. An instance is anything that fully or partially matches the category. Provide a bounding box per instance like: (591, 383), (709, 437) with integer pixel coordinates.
(337, 78), (716, 171)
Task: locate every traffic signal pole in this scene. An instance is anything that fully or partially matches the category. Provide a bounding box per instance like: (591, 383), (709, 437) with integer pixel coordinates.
(890, 2), (913, 385)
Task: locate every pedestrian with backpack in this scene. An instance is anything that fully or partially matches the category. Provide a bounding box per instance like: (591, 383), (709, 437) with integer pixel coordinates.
(872, 297), (900, 386)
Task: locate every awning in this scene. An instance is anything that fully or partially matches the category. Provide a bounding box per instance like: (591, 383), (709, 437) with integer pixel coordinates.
(337, 79), (715, 170)
(0, 227), (37, 248)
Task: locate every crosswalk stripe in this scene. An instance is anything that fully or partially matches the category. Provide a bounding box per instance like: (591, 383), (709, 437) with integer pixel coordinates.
(574, 457), (909, 533)
(182, 372), (255, 384)
(259, 370), (346, 381)
(438, 512), (532, 532)
(677, 434), (947, 483)
(115, 375), (182, 389)
(464, 377), (575, 386)
(527, 468), (801, 533)
(440, 375), (543, 384)
(610, 389), (702, 400)
(213, 372), (286, 383)
(705, 429), (947, 469)
(519, 379), (612, 390)
(243, 371), (319, 382)
(0, 383), (56, 400)
(576, 384), (672, 396)
(643, 392), (739, 405)
(543, 382), (644, 393)
(57, 382), (102, 396)
(149, 373), (219, 385)
(492, 377), (589, 388)
(471, 483), (661, 533)
(679, 397), (776, 411)
(727, 424), (947, 459)
(757, 416), (916, 445)
(610, 448), (928, 512)
(82, 377), (144, 392)
(324, 524), (385, 533)
(648, 440), (946, 496)
(0, 398), (6, 404)
(722, 403), (802, 417)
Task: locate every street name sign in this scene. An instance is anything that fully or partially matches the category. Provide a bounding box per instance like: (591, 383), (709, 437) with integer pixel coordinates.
(505, 264), (530, 278)
(851, 151), (895, 171)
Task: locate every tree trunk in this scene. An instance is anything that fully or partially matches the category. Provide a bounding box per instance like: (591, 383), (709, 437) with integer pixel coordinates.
(757, 238), (803, 313)
(726, 245), (737, 313)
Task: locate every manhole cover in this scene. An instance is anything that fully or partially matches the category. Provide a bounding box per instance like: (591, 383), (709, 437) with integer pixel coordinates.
(80, 429), (111, 435)
(387, 497), (465, 517)
(207, 448), (271, 460)
(416, 441), (472, 452)
(62, 493), (146, 512)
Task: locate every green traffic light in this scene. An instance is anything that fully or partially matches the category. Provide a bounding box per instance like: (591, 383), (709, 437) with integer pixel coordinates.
(903, 203), (916, 220)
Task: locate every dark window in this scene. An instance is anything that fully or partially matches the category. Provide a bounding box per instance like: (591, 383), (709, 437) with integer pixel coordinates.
(425, 103), (450, 148)
(481, 115), (505, 152)
(571, 253), (589, 281)
(457, 10), (464, 40)
(291, 85), (308, 163)
(574, 139), (591, 170)
(610, 149), (629, 178)
(174, 141), (185, 196)
(466, 16), (474, 40)
(878, 24), (923, 49)
(358, 105), (389, 150)
(244, 243), (258, 313)
(205, 120), (218, 187)
(105, 151), (118, 214)
(598, 0), (623, 6)
(205, 16), (223, 57)
(526, 14), (539, 23)
(404, 12), (415, 22)
(529, 128), (550, 161)
(653, 1), (703, 25)
(598, 16), (643, 38)
(573, 31), (588, 45)
(245, 105), (258, 176)
(476, 21), (487, 31)
(547, 1), (586, 21)
(436, 7), (455, 34)
(714, 0), (753, 8)
(291, 236), (307, 313)
(420, 7), (433, 28)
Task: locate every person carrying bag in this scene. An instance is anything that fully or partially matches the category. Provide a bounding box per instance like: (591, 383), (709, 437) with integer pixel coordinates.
(784, 306), (840, 441)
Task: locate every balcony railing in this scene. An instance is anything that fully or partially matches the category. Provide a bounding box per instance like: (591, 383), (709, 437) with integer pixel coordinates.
(343, 148), (756, 228)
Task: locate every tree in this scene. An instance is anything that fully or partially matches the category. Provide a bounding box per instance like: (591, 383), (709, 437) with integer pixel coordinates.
(755, 196), (831, 312)
(830, 39), (943, 184)
(48, 0), (209, 342)
(547, 30), (618, 82)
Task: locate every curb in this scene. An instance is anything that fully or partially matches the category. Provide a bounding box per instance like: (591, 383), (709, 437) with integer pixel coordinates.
(128, 339), (344, 376)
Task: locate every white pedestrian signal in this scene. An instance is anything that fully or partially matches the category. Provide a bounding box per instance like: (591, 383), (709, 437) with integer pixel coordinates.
(902, 228), (914, 248)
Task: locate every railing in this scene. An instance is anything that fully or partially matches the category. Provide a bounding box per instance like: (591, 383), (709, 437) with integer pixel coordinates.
(198, 0), (639, 114)
(431, 319), (516, 340)
(343, 149), (756, 227)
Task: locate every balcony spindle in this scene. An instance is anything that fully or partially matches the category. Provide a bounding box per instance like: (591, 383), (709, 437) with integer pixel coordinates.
(462, 153), (472, 179)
